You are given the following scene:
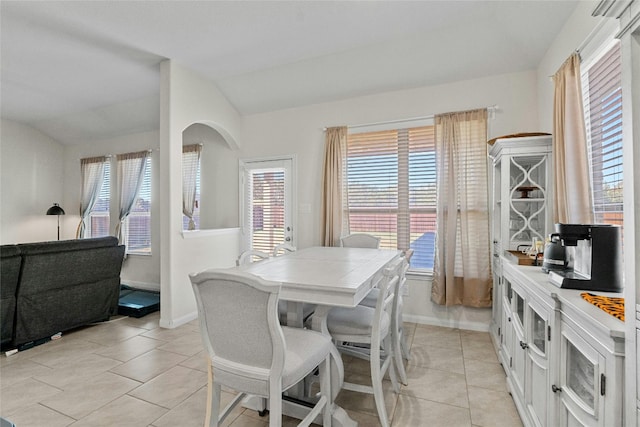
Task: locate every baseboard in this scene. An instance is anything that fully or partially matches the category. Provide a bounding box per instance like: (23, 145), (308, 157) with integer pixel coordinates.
(159, 311), (198, 329)
(122, 280), (160, 292)
(402, 313), (490, 332)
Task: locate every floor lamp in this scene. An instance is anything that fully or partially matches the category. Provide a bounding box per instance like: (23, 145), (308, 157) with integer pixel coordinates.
(46, 203), (65, 240)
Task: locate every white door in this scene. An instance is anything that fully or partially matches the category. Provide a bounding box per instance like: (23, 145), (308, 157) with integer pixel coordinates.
(239, 157), (295, 254)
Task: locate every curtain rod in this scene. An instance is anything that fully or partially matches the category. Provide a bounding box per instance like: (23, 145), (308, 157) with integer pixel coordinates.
(323, 105), (498, 131)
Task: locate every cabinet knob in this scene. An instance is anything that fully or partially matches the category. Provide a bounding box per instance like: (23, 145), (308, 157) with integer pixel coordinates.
(551, 385), (562, 393)
(519, 340), (529, 349)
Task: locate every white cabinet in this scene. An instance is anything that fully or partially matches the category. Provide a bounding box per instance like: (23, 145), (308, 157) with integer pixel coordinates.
(500, 261), (624, 427)
(502, 265), (557, 427)
(489, 135), (553, 351)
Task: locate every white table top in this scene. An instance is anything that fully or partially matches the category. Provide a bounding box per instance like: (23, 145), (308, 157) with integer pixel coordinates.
(238, 246), (401, 307)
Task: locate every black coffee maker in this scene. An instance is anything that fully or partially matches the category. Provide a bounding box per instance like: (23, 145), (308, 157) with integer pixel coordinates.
(548, 223), (623, 292)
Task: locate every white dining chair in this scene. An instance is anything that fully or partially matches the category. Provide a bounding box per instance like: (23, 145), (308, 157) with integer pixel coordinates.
(272, 243), (297, 257)
(316, 258), (402, 427)
(359, 250), (413, 384)
(340, 233), (381, 249)
(189, 269), (333, 427)
(236, 250), (270, 266)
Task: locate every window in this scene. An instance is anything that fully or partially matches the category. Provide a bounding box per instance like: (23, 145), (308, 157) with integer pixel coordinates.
(581, 41), (623, 227)
(182, 144), (201, 230)
(124, 156), (152, 254)
(346, 125), (436, 271)
(88, 160), (111, 238)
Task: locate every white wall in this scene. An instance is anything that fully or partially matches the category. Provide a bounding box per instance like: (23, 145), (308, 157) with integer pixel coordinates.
(241, 70), (542, 330)
(0, 119), (65, 244)
(159, 60), (243, 328)
(63, 130), (161, 288)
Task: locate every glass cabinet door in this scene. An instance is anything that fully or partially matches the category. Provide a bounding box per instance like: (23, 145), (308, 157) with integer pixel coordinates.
(531, 307), (547, 355)
(559, 321), (605, 425)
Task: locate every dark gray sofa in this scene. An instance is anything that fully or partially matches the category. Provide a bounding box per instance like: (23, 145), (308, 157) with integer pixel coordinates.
(1, 237), (125, 349)
(1, 246), (22, 346)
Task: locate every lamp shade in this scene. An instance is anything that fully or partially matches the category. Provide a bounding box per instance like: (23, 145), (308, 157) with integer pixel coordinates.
(46, 203), (65, 215)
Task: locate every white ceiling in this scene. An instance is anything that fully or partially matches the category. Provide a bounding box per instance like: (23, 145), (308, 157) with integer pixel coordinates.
(1, 1), (579, 144)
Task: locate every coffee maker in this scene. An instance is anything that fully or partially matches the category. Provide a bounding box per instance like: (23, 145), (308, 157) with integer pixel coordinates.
(548, 223), (623, 292)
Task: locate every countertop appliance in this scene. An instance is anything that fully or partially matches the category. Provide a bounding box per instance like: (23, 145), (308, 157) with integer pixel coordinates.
(541, 233), (568, 273)
(548, 223), (623, 292)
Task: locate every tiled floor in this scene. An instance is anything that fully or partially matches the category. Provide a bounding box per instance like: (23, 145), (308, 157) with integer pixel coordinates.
(0, 313), (522, 426)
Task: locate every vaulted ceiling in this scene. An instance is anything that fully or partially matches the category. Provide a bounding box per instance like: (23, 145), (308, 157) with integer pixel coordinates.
(1, 1), (579, 144)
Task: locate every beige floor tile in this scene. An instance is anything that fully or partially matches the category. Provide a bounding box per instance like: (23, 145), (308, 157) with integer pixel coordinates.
(141, 325), (193, 342)
(0, 377), (63, 417)
(412, 325), (462, 350)
(33, 352), (122, 389)
(156, 331), (204, 356)
(335, 372), (398, 423)
(95, 335), (165, 362)
(68, 321), (147, 345)
(461, 337), (499, 363)
(401, 364), (469, 408)
(393, 394), (472, 427)
(1, 403), (75, 427)
(128, 365), (207, 409)
(179, 350), (209, 372)
(0, 358), (54, 387)
(109, 349), (188, 382)
(25, 337), (106, 368)
(122, 312), (161, 330)
(227, 414), (268, 426)
(467, 385), (523, 427)
(464, 358), (508, 392)
(152, 386), (207, 427)
(40, 371), (140, 420)
(408, 342), (465, 374)
(70, 394), (168, 427)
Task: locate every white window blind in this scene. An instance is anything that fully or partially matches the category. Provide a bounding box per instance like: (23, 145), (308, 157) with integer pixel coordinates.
(248, 169), (285, 254)
(582, 41), (623, 227)
(346, 125), (436, 271)
(125, 157), (152, 254)
(89, 161), (110, 238)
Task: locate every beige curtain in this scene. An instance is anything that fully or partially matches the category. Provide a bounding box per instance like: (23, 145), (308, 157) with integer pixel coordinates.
(432, 109), (491, 307)
(552, 53), (594, 224)
(321, 126), (348, 247)
(182, 144), (202, 230)
(115, 150), (151, 245)
(76, 156), (108, 238)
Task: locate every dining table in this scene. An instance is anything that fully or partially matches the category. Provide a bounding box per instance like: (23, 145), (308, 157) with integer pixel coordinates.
(236, 245), (401, 427)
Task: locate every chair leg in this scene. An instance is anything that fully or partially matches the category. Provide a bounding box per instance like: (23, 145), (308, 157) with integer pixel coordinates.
(268, 384), (283, 427)
(205, 358), (221, 427)
(370, 340), (390, 427)
(401, 330), (411, 360)
(320, 356), (332, 427)
(383, 335), (400, 393)
(211, 384), (222, 427)
(393, 328), (408, 385)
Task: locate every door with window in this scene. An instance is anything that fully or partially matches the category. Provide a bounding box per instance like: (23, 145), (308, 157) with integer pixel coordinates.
(240, 157), (295, 254)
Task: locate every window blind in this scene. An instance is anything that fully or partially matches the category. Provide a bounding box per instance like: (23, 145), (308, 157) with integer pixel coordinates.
(126, 157), (152, 254)
(89, 161), (110, 238)
(248, 169), (285, 254)
(346, 125), (436, 270)
(582, 41), (623, 226)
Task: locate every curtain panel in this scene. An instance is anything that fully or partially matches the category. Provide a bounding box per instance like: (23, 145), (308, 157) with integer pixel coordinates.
(76, 156), (108, 238)
(552, 53), (594, 224)
(115, 150), (151, 245)
(321, 126), (348, 247)
(432, 109), (491, 307)
(182, 144), (202, 230)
